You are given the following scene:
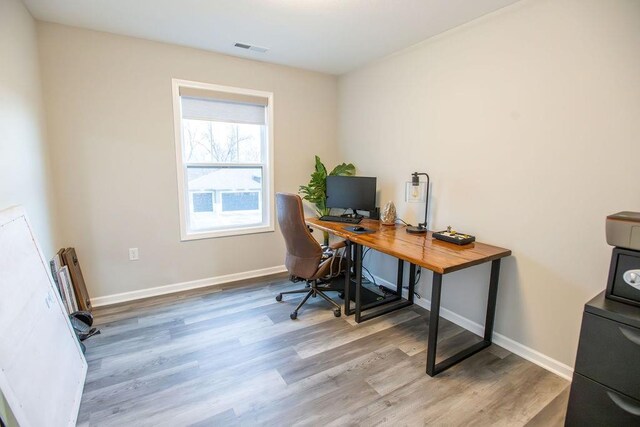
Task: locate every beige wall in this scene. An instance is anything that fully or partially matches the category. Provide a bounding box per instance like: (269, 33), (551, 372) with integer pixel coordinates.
(37, 23), (339, 299)
(338, 0), (640, 367)
(1, 1), (53, 423)
(0, 0), (56, 257)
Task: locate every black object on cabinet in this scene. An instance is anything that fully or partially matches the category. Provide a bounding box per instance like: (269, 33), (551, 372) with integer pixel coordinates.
(565, 292), (640, 425)
(606, 247), (640, 307)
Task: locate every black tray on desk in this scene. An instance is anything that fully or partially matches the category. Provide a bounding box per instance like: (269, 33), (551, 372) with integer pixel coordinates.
(433, 230), (476, 245)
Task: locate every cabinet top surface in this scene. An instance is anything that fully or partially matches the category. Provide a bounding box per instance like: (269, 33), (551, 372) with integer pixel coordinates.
(586, 291), (640, 328)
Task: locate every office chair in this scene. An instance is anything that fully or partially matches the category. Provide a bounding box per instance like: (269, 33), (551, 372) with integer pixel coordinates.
(275, 193), (345, 319)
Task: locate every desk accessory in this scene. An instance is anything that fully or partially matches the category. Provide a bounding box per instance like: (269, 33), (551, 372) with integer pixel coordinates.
(347, 225), (371, 233)
(405, 171), (430, 234)
(368, 207), (381, 220)
(319, 215), (362, 224)
(433, 226), (475, 245)
(380, 201), (396, 225)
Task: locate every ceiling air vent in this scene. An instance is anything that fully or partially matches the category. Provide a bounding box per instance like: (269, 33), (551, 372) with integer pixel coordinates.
(234, 42), (269, 53)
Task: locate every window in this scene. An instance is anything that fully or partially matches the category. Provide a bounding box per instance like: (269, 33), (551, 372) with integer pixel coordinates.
(172, 79), (274, 240)
(192, 192), (213, 213)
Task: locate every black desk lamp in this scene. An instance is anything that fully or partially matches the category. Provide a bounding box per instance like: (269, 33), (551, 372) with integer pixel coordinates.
(406, 172), (430, 234)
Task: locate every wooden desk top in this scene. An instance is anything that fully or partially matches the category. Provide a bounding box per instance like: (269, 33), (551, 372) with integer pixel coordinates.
(306, 217), (511, 275)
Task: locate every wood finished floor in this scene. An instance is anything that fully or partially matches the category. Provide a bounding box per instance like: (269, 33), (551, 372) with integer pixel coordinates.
(78, 274), (569, 426)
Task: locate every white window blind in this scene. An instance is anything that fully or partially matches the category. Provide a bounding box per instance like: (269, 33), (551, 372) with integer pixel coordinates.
(180, 97), (266, 125)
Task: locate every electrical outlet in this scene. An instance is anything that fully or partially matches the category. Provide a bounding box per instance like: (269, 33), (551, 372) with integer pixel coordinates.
(129, 248), (139, 261)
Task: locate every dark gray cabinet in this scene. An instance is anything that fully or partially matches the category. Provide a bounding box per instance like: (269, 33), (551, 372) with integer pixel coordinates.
(566, 292), (640, 425)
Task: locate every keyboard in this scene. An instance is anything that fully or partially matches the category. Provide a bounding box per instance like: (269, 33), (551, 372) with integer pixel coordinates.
(319, 215), (362, 224)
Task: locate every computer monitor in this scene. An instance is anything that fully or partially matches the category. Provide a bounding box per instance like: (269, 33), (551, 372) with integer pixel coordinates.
(325, 176), (377, 214)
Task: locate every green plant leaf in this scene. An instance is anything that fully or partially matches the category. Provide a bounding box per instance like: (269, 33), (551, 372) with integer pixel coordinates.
(299, 155), (356, 216)
(329, 163), (355, 176)
(314, 155), (327, 176)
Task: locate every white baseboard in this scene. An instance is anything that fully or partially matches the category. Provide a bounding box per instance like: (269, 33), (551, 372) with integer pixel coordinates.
(91, 265), (287, 307)
(372, 275), (574, 381)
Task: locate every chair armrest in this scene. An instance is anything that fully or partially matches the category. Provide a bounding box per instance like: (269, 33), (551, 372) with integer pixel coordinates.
(329, 240), (347, 250)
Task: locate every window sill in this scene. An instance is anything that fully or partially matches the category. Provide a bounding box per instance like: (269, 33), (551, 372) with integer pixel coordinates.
(180, 224), (274, 241)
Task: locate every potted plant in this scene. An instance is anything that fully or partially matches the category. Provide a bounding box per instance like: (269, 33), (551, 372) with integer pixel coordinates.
(299, 155), (355, 244)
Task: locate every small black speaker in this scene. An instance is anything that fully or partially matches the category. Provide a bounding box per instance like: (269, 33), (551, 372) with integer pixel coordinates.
(368, 207), (380, 220)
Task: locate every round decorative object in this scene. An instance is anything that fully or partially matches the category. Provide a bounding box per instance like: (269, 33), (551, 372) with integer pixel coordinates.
(380, 201), (397, 225)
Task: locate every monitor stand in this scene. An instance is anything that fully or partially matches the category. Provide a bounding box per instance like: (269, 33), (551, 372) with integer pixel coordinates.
(348, 209), (364, 219)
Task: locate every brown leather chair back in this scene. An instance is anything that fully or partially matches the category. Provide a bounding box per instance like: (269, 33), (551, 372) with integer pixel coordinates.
(276, 193), (323, 279)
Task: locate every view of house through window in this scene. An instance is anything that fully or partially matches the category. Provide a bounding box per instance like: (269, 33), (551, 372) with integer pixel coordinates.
(173, 80), (273, 239)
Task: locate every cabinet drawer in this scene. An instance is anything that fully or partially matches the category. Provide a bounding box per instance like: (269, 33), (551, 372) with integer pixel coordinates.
(575, 312), (640, 400)
(566, 373), (640, 426)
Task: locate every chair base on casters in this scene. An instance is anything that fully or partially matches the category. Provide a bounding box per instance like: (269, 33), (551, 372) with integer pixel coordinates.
(276, 280), (342, 320)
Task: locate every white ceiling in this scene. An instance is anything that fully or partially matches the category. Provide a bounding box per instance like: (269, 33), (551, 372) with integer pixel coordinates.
(23, 0), (521, 75)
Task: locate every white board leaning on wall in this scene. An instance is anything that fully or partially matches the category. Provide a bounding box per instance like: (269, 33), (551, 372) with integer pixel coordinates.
(0, 206), (86, 427)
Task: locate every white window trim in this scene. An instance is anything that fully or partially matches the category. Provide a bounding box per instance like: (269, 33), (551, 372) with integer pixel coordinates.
(172, 78), (275, 241)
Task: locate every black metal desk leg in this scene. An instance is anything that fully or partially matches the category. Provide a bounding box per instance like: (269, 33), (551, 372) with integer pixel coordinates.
(408, 263), (416, 303)
(344, 241), (352, 316)
(483, 259), (501, 342)
(354, 244), (363, 323)
(426, 272), (443, 376)
(396, 259), (404, 296)
(426, 259), (503, 376)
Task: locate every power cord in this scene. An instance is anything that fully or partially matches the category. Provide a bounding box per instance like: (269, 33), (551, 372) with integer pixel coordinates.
(396, 266), (421, 299)
(363, 247), (371, 259)
(395, 218), (412, 226)
(360, 248), (377, 286)
(361, 244), (422, 299)
(365, 257), (419, 299)
(362, 265), (377, 287)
